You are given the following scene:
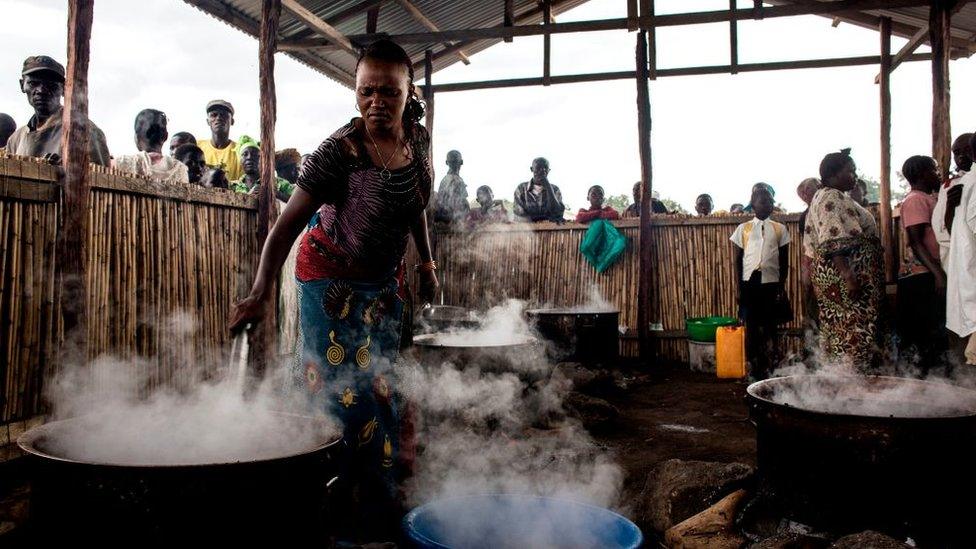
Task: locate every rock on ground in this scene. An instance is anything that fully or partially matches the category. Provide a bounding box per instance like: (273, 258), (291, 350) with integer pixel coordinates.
(563, 392), (619, 430)
(638, 458), (755, 534)
(829, 531), (910, 549)
(750, 532), (831, 549)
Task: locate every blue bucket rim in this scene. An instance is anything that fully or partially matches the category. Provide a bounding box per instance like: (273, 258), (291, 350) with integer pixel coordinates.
(402, 493), (643, 549)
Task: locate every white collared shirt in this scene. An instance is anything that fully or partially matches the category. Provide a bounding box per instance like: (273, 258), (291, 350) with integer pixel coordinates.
(730, 217), (791, 283)
(946, 170), (976, 337)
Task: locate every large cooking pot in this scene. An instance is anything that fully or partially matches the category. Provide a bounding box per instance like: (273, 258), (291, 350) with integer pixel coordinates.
(417, 305), (480, 333)
(746, 375), (976, 545)
(18, 412), (342, 543)
(412, 333), (546, 379)
(526, 308), (619, 364)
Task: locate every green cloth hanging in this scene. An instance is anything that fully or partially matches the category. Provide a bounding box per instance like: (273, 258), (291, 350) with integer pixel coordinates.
(579, 219), (628, 273)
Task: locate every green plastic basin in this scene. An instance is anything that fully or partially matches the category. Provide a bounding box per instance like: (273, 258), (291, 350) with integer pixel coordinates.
(686, 316), (737, 343)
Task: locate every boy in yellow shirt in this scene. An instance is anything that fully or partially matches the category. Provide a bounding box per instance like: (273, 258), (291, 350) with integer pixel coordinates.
(196, 99), (242, 181)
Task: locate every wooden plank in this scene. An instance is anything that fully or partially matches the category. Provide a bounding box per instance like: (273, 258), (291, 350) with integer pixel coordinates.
(646, 0), (656, 79)
(281, 0), (359, 56)
(57, 0), (94, 349)
(366, 5), (379, 34)
(879, 17), (895, 284)
(627, 0), (638, 31)
(0, 179), (59, 203)
(394, 0), (471, 64)
(729, 0), (738, 75)
(504, 0), (514, 42)
(543, 0), (551, 86)
(636, 30), (653, 361)
(931, 0), (953, 179)
(252, 0), (281, 381)
(873, 1), (966, 83)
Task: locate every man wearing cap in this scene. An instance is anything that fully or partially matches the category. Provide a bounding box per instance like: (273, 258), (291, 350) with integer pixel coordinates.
(5, 55), (110, 166)
(197, 99), (242, 181)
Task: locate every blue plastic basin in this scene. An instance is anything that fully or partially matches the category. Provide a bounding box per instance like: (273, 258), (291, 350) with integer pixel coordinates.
(403, 494), (643, 549)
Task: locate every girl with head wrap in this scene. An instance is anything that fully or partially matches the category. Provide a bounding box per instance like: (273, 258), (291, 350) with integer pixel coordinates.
(803, 149), (885, 371)
(229, 135), (295, 201)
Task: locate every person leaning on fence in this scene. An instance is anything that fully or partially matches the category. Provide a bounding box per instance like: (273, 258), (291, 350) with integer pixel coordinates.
(896, 155), (947, 373)
(731, 186), (791, 381)
(576, 185), (620, 223)
(114, 109), (189, 185)
(804, 149), (885, 372)
(695, 194), (714, 216)
(169, 131), (196, 156)
(174, 144), (206, 186)
(197, 99), (243, 181)
(466, 185), (508, 224)
(5, 55), (110, 166)
(229, 135), (295, 201)
(623, 181), (669, 217)
(0, 113), (16, 150)
(432, 149), (470, 224)
(275, 148), (302, 187)
(514, 157), (565, 222)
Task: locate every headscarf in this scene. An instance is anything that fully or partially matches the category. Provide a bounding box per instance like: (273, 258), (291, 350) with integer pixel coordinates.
(236, 134), (260, 159)
(743, 182), (776, 212)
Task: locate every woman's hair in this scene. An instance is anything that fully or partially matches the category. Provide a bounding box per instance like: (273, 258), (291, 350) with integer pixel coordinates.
(357, 39), (425, 134)
(901, 155), (936, 184)
(134, 109), (168, 147)
(819, 148), (853, 182)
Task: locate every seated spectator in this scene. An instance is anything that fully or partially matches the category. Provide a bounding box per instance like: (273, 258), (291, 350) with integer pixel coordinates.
(5, 55), (109, 165)
(169, 131), (196, 156)
(695, 194), (714, 216)
(275, 148), (302, 186)
(622, 181), (668, 217)
(433, 150), (470, 224)
(0, 113), (16, 149)
(229, 135), (294, 201)
(467, 185), (508, 224)
(114, 109), (188, 185)
(174, 144), (206, 186)
(576, 185), (620, 223)
(730, 203), (745, 214)
(514, 157), (565, 222)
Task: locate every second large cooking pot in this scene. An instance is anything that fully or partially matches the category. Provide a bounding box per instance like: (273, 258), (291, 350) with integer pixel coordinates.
(526, 308), (619, 364)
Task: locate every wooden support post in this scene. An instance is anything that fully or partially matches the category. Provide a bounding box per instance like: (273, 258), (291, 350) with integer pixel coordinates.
(57, 0), (94, 357)
(753, 0), (763, 19)
(424, 49), (435, 161)
(543, 0), (552, 86)
(930, 0), (953, 179)
(879, 17), (895, 283)
(646, 0), (656, 79)
(503, 0), (514, 43)
(252, 0), (281, 379)
(367, 6), (379, 34)
(636, 31), (654, 362)
(730, 0), (738, 74)
(627, 0), (639, 31)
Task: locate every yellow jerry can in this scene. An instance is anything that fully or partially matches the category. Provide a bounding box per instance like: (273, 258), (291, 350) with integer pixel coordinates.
(716, 325), (746, 379)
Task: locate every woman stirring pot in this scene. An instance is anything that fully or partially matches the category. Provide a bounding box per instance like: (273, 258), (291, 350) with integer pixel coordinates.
(229, 39), (437, 543)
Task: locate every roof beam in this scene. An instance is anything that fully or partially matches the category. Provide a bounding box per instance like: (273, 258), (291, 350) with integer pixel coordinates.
(422, 52), (932, 93)
(344, 0), (935, 44)
(393, 0), (471, 64)
(873, 0), (968, 82)
(284, 0), (384, 42)
(281, 0), (359, 57)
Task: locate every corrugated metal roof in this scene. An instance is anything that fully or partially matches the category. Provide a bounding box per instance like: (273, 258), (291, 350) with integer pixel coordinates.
(183, 0), (591, 89)
(183, 0), (976, 91)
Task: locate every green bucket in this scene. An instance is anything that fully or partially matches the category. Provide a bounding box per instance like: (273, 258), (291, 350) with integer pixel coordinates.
(685, 316), (737, 343)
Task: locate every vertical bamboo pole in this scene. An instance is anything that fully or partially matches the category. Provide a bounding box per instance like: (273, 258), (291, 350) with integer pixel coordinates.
(424, 49), (435, 161)
(57, 0), (94, 360)
(636, 30), (654, 363)
(930, 0), (953, 180)
(251, 0), (281, 379)
(879, 17), (895, 283)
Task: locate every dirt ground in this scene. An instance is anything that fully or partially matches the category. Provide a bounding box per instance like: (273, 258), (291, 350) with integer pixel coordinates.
(593, 362), (757, 513)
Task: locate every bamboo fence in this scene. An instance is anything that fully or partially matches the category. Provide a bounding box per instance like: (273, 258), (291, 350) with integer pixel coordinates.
(0, 155), (259, 426)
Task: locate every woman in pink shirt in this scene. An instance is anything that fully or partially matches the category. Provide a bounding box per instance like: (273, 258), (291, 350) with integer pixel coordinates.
(575, 185), (620, 223)
(897, 155), (947, 372)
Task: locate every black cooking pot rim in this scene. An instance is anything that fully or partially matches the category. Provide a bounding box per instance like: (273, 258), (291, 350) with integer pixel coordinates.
(412, 333), (539, 348)
(525, 308), (619, 315)
(746, 374), (976, 420)
(17, 411), (343, 468)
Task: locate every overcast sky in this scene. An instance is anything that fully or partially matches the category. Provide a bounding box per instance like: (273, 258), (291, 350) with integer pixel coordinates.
(3, 0), (975, 213)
